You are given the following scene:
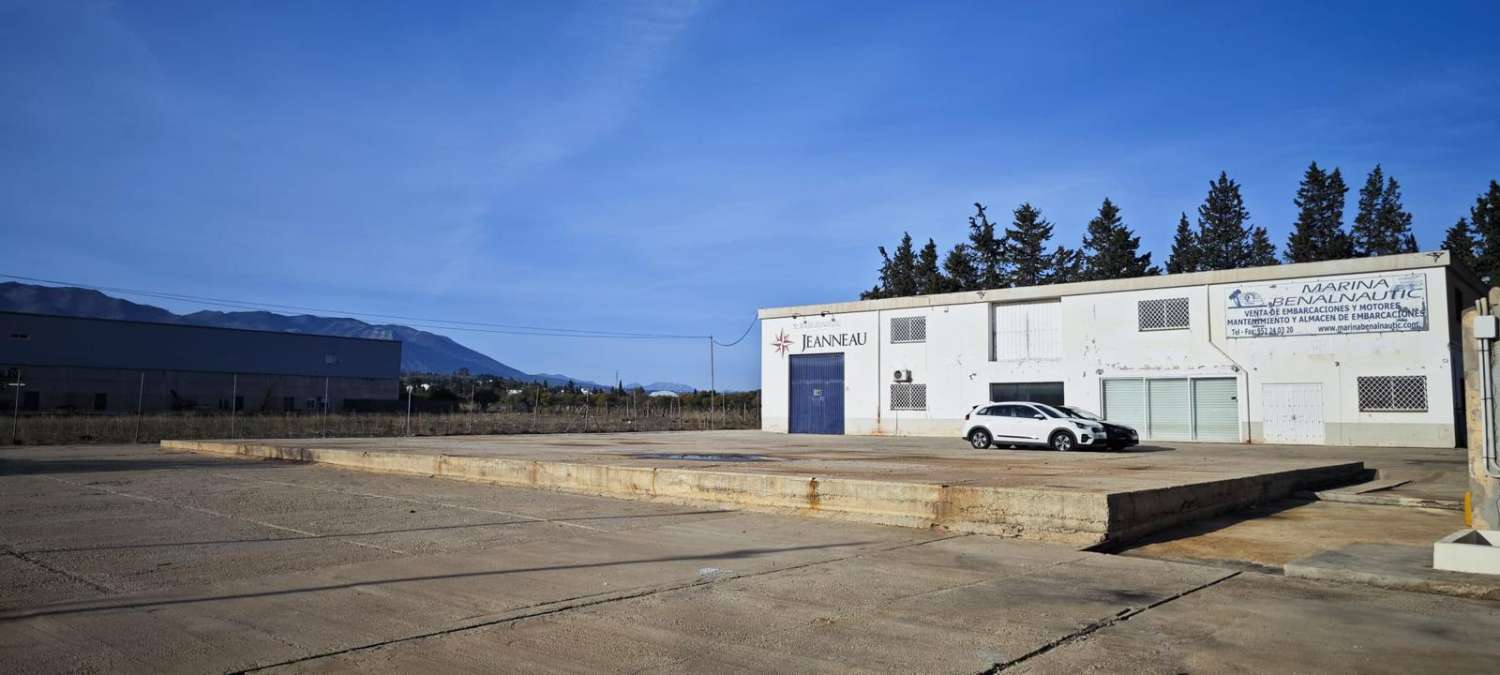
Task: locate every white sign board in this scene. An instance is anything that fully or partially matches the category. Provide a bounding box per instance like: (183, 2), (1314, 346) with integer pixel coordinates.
(1224, 272), (1428, 338)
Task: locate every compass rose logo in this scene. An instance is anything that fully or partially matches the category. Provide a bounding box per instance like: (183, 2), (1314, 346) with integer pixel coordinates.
(771, 329), (793, 357)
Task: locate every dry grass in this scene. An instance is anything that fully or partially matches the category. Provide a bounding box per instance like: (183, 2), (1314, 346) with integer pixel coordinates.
(2, 406), (760, 446)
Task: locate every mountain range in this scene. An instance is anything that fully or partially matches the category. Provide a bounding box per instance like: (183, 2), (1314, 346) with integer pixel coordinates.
(0, 282), (696, 391)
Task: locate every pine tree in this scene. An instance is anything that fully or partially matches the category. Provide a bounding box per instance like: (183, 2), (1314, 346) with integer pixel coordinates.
(1081, 197), (1159, 280)
(1351, 164), (1384, 255)
(1443, 218), (1478, 271)
(1003, 203), (1056, 287)
(1247, 226), (1279, 266)
(1470, 180), (1500, 284)
(860, 254), (890, 299)
(966, 203), (1006, 290)
(887, 233), (918, 296)
(1351, 165), (1418, 256)
(1285, 162), (1353, 263)
(942, 243), (979, 292)
(860, 232), (918, 299)
(1166, 213), (1199, 274)
(1196, 172), (1254, 270)
(914, 238), (946, 294)
(1048, 245), (1085, 284)
(1380, 176), (1418, 254)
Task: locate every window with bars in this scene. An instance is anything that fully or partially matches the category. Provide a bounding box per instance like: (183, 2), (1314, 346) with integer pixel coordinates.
(1138, 297), (1191, 331)
(890, 316), (926, 343)
(890, 383), (927, 411)
(1357, 376), (1427, 412)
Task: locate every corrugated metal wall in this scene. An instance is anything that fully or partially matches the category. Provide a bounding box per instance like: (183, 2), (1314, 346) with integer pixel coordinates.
(1, 312), (400, 379)
(789, 353), (844, 434)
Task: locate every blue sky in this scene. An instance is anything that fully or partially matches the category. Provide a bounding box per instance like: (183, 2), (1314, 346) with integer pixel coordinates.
(3, 1), (1498, 390)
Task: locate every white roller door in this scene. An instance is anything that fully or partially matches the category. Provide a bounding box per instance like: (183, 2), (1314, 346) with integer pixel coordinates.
(1192, 378), (1240, 442)
(1103, 376), (1241, 443)
(1147, 379), (1192, 440)
(1103, 378), (1146, 432)
(1262, 383), (1324, 444)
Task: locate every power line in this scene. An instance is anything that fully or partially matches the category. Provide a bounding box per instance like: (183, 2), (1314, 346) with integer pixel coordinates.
(712, 316), (759, 347)
(0, 273), (717, 340)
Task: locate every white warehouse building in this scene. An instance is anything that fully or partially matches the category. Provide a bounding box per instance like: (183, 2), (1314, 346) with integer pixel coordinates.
(759, 251), (1483, 448)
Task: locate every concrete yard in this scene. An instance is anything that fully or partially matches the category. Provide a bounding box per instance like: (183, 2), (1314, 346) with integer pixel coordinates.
(163, 431), (1377, 547)
(3, 443), (1499, 674)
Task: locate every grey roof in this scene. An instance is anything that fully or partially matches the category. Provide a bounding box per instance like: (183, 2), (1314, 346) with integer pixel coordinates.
(0, 312), (400, 379)
(760, 251), (1478, 319)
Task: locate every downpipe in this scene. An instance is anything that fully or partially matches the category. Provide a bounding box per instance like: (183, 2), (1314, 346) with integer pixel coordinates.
(1205, 286), (1251, 442)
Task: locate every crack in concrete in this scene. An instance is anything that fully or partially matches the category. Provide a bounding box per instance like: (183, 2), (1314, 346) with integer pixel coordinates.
(35, 474), (408, 555)
(0, 542), (117, 595)
(980, 570), (1242, 673)
(207, 471), (609, 532)
(233, 533), (973, 674)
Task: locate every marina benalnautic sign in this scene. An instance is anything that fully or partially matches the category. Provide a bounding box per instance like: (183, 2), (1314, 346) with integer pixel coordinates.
(1224, 272), (1428, 338)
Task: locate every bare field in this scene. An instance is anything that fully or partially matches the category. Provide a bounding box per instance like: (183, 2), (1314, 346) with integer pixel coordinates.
(2, 407), (759, 446)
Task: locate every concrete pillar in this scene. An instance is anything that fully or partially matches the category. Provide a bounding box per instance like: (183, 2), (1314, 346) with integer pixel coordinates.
(1462, 290), (1500, 529)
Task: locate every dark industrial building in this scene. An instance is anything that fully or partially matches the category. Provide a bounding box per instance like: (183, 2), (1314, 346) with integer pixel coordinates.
(0, 312), (401, 414)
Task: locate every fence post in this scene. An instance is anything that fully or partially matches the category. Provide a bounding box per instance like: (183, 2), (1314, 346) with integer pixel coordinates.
(230, 373), (238, 438)
(133, 371), (145, 443)
(322, 376), (329, 438)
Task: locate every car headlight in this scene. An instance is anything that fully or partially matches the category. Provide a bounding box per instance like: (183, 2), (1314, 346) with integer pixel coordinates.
(1072, 421), (1088, 430)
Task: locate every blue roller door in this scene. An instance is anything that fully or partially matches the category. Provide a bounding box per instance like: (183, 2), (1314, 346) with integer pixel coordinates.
(789, 353), (844, 434)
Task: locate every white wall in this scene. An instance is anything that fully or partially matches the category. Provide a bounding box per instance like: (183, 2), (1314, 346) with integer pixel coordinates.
(763, 266), (1464, 447)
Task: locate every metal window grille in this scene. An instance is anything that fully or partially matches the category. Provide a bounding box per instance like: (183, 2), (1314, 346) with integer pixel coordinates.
(890, 383), (927, 411)
(1357, 376), (1427, 412)
(1138, 298), (1190, 331)
(890, 316), (926, 344)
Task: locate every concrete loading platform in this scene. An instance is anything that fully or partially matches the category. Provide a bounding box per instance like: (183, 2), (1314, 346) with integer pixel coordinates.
(162, 431), (1366, 548)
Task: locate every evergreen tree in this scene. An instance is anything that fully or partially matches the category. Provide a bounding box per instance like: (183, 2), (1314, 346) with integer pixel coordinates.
(1443, 218), (1478, 272)
(1166, 212), (1199, 274)
(1379, 176), (1418, 254)
(1351, 164), (1384, 255)
(966, 203), (1007, 290)
(1351, 165), (1418, 256)
(886, 233), (918, 296)
(914, 238), (946, 294)
(1196, 172), (1254, 270)
(861, 232), (920, 299)
(860, 247), (892, 300)
(942, 243), (979, 291)
(1285, 162), (1353, 263)
(1048, 245), (1085, 284)
(1081, 197), (1159, 280)
(1470, 180), (1500, 284)
(1003, 203), (1056, 287)
(1247, 226), (1279, 266)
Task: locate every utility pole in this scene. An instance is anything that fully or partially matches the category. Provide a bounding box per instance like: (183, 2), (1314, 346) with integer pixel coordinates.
(8, 370), (25, 443)
(708, 336), (716, 430)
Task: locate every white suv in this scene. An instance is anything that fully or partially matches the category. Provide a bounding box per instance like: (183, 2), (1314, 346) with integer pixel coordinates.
(962, 401), (1107, 451)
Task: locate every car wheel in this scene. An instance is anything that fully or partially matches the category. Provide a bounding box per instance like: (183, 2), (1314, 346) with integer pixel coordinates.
(968, 428), (992, 449)
(1049, 431), (1075, 452)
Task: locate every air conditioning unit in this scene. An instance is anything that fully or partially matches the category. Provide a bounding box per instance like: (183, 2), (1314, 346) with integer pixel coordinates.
(892, 369), (913, 382)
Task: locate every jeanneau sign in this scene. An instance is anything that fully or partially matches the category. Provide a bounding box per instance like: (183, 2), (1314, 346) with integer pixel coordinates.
(801, 332), (868, 350)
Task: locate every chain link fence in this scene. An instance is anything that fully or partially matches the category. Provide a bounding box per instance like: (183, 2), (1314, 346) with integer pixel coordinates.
(2, 403), (761, 446)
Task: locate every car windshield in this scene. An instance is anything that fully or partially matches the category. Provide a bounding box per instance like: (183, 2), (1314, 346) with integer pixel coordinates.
(1058, 406), (1102, 421)
(1031, 403), (1066, 418)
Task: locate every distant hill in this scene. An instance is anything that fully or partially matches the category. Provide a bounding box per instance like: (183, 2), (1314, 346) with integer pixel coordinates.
(0, 282), (605, 385)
